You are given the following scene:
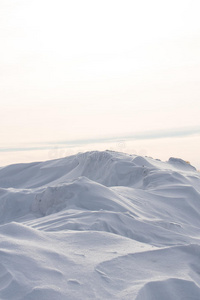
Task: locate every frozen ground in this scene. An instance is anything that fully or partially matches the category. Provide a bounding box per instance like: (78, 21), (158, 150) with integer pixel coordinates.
(0, 150), (200, 299)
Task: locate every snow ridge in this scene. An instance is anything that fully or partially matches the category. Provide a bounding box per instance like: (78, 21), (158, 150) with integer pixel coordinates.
(0, 150), (200, 299)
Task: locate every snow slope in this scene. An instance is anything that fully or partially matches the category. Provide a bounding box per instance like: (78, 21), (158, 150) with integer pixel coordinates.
(0, 150), (200, 299)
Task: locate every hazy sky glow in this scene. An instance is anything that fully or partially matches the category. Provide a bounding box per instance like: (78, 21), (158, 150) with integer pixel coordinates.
(0, 0), (200, 166)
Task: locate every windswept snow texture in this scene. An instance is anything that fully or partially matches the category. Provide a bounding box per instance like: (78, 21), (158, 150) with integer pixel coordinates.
(0, 150), (200, 299)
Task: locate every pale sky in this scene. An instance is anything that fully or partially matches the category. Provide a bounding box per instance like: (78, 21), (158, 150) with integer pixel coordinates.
(0, 0), (200, 166)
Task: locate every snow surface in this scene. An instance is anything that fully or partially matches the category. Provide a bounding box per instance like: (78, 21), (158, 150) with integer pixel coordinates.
(0, 150), (200, 299)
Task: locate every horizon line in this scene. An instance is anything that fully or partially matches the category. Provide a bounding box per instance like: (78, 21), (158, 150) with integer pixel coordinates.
(1, 126), (200, 153)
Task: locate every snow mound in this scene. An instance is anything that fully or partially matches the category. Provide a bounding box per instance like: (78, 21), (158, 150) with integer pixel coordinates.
(31, 176), (129, 216)
(0, 150), (200, 299)
(136, 278), (200, 300)
(168, 157), (197, 171)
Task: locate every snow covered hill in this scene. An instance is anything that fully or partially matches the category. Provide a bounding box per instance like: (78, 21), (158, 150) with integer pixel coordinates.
(0, 150), (200, 299)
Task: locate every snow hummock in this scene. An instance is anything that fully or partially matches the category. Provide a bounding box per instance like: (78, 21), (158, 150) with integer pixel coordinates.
(0, 150), (200, 299)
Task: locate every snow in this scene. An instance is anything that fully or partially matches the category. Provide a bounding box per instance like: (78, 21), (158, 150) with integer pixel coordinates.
(0, 150), (200, 299)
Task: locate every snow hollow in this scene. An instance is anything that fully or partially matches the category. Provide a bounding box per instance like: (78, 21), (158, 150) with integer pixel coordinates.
(0, 150), (200, 300)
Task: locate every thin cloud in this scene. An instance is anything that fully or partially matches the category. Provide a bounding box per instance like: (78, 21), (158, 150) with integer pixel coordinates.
(0, 126), (200, 153)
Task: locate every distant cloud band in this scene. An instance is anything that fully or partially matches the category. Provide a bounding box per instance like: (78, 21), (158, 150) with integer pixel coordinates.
(1, 127), (200, 153)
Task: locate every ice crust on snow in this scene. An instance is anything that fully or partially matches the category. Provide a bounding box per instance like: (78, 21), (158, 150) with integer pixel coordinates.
(0, 150), (200, 299)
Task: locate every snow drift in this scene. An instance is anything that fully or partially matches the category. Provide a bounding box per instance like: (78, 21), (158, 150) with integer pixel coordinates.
(0, 150), (200, 299)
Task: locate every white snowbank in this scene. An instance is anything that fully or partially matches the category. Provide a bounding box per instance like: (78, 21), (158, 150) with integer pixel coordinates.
(0, 150), (200, 299)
